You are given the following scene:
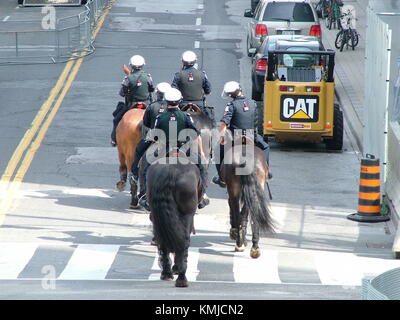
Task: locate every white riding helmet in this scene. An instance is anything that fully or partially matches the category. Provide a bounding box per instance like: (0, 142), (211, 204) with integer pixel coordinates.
(156, 82), (171, 94)
(129, 55), (145, 69)
(182, 50), (197, 65)
(221, 81), (241, 99)
(164, 88), (183, 106)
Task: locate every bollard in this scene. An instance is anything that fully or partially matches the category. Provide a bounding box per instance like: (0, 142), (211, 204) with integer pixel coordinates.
(347, 154), (390, 223)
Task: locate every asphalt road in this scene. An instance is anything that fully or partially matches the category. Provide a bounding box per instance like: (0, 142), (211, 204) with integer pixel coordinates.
(0, 0), (399, 303)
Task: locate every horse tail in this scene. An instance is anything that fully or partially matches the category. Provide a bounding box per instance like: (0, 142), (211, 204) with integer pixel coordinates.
(240, 171), (275, 233)
(150, 168), (186, 253)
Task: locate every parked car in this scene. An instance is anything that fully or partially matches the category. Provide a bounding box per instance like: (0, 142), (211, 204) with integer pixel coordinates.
(244, 0), (321, 57)
(251, 35), (324, 101)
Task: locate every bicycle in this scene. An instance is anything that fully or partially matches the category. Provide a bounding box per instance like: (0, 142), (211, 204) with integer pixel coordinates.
(315, 0), (330, 19)
(335, 9), (359, 51)
(325, 0), (344, 30)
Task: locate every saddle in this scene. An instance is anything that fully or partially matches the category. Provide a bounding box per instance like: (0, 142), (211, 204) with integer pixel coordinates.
(131, 101), (147, 110)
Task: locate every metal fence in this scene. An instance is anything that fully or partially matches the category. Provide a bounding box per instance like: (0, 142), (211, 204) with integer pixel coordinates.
(0, 0), (111, 65)
(362, 267), (400, 300)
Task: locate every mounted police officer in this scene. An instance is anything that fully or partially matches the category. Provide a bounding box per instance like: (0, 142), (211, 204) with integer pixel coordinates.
(111, 55), (155, 146)
(129, 82), (171, 206)
(212, 81), (272, 188)
(131, 88), (209, 210)
(171, 50), (215, 126)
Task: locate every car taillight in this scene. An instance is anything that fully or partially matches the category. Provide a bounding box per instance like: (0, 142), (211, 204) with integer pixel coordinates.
(255, 24), (268, 36)
(310, 25), (321, 36)
(255, 59), (268, 72)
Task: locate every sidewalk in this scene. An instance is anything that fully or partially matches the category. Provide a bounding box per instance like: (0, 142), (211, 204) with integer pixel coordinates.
(319, 0), (368, 153)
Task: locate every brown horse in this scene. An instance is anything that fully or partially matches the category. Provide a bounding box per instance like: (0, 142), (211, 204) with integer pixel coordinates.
(220, 135), (275, 258)
(115, 105), (145, 208)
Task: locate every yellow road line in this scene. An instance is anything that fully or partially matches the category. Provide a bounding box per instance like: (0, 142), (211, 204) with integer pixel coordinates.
(0, 0), (115, 225)
(0, 59), (75, 190)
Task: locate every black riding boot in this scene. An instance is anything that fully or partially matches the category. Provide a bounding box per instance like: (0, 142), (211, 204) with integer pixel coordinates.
(111, 102), (129, 146)
(213, 143), (226, 188)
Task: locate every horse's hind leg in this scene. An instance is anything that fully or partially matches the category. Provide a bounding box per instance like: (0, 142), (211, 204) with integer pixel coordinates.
(174, 214), (192, 288)
(116, 163), (127, 192)
(250, 221), (261, 259)
(159, 247), (173, 281)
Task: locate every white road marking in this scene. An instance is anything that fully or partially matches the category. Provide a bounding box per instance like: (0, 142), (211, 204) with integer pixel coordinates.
(58, 244), (119, 280)
(194, 41), (200, 48)
(3, 16), (10, 22)
(148, 248), (200, 281)
(233, 250), (281, 284)
(314, 251), (363, 286)
(195, 17), (201, 26)
(0, 243), (38, 279)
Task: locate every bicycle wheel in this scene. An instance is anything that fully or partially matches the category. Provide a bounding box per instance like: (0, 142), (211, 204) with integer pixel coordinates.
(340, 30), (347, 52)
(349, 29), (356, 50)
(335, 30), (344, 49)
(352, 30), (359, 47)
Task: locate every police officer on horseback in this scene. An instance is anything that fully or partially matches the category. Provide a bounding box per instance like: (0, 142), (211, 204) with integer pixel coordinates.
(129, 82), (171, 206)
(111, 55), (155, 146)
(171, 51), (215, 126)
(131, 88), (209, 210)
(212, 81), (272, 188)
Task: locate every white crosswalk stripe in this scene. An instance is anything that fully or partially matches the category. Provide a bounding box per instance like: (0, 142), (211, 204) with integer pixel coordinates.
(58, 244), (120, 280)
(1, 243), (399, 285)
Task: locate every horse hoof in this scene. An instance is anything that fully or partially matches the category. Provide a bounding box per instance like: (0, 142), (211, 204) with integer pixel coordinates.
(160, 272), (174, 281)
(175, 276), (188, 288)
(116, 181), (126, 192)
(250, 247), (261, 259)
(235, 245), (246, 252)
(129, 203), (140, 209)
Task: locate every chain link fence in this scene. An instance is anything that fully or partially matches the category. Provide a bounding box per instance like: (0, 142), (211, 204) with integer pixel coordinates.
(0, 0), (111, 65)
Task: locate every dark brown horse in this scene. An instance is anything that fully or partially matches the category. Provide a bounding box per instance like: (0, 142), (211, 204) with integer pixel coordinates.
(220, 135), (275, 258)
(115, 105), (145, 208)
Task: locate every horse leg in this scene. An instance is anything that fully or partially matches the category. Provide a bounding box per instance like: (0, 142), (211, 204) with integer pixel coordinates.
(240, 204), (249, 248)
(250, 221), (261, 259)
(116, 163), (127, 192)
(174, 214), (192, 288)
(159, 246), (173, 281)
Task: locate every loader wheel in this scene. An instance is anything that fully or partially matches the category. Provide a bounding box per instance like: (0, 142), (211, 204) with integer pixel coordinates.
(325, 104), (343, 151)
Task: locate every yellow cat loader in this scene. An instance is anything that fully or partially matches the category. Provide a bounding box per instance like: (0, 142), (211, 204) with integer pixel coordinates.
(261, 49), (343, 150)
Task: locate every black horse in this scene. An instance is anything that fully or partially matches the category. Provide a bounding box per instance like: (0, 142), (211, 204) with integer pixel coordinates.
(220, 136), (275, 258)
(147, 160), (202, 287)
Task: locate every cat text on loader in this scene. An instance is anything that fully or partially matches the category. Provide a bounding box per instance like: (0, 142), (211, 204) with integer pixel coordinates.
(261, 49), (343, 150)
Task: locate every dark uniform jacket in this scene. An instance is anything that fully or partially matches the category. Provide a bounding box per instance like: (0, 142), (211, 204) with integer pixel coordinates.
(221, 96), (258, 131)
(119, 70), (154, 106)
(154, 107), (200, 148)
(171, 66), (211, 102)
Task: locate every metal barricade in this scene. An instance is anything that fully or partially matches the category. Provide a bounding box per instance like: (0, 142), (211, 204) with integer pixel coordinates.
(362, 267), (400, 300)
(0, 0), (111, 65)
